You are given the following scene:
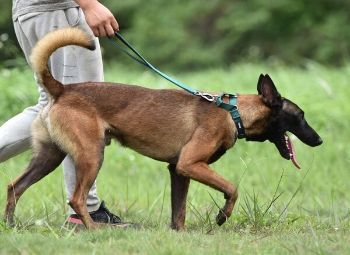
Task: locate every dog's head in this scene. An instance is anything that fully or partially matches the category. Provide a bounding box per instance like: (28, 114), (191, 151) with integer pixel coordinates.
(246, 74), (322, 168)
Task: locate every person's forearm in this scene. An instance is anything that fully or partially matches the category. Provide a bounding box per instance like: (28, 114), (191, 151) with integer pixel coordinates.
(74, 0), (98, 10)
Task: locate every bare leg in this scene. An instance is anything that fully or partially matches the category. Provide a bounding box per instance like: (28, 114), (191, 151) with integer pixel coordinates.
(168, 164), (190, 230)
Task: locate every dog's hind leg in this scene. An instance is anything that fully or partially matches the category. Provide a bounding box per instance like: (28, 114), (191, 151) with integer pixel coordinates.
(68, 143), (105, 229)
(4, 142), (66, 225)
(176, 128), (238, 226)
(168, 164), (190, 231)
(48, 108), (106, 229)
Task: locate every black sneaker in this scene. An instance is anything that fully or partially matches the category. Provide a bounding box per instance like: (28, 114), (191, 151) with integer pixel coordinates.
(67, 201), (129, 227)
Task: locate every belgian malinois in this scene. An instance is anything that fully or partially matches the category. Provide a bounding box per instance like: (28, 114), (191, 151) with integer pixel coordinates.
(4, 28), (322, 230)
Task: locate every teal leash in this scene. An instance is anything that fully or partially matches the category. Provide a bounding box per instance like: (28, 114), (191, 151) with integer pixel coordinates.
(115, 33), (198, 96)
(112, 32), (246, 139)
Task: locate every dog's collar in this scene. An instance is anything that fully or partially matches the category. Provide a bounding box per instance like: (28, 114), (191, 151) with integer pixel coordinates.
(215, 93), (246, 139)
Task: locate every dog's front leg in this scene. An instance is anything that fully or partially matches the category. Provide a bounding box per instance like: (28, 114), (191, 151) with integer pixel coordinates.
(177, 161), (238, 226)
(176, 128), (238, 226)
(168, 164), (190, 231)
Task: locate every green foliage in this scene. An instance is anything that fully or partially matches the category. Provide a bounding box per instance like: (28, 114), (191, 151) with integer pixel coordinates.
(1, 0), (350, 69)
(0, 1), (23, 68)
(0, 68), (37, 120)
(112, 0), (350, 69)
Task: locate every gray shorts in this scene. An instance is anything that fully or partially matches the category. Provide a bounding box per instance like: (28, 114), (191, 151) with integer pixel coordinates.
(0, 7), (103, 212)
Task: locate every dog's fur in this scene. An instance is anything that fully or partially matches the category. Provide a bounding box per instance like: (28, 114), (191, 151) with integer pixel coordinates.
(4, 28), (322, 230)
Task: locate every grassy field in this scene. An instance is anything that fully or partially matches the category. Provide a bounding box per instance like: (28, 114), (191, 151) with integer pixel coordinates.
(0, 62), (349, 254)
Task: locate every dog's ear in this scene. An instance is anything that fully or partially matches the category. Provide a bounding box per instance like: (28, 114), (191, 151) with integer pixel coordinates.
(257, 74), (282, 108)
(257, 74), (265, 89)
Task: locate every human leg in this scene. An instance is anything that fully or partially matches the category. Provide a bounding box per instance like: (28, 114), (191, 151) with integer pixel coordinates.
(11, 9), (102, 213)
(0, 105), (42, 162)
(0, 16), (48, 162)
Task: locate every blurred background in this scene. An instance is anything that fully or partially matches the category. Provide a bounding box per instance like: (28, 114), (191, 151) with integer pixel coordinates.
(1, 0), (350, 70)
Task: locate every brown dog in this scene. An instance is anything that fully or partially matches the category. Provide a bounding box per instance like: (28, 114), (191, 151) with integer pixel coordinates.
(4, 28), (322, 230)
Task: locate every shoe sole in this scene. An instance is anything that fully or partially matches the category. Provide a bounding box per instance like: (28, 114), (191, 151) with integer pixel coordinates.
(67, 217), (84, 225)
(67, 217), (133, 228)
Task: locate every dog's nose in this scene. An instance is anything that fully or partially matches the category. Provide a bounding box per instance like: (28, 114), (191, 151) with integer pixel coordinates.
(316, 136), (323, 145)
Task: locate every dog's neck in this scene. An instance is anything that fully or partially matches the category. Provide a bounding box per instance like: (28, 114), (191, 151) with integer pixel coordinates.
(236, 94), (272, 137)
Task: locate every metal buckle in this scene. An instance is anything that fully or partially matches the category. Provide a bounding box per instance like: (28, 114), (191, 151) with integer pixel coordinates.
(195, 91), (216, 102)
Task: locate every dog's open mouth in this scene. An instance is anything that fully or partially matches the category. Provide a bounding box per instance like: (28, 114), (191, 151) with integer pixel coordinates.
(284, 133), (301, 169)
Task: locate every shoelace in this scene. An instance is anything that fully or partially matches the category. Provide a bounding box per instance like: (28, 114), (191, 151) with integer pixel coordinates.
(99, 204), (122, 223)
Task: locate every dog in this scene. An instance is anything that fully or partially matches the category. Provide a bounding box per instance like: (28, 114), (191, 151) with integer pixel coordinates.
(4, 28), (322, 230)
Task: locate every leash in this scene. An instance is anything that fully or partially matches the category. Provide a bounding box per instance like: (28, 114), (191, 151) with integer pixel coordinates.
(111, 32), (245, 139)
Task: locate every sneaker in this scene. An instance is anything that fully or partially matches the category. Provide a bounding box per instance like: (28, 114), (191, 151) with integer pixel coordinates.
(67, 201), (129, 227)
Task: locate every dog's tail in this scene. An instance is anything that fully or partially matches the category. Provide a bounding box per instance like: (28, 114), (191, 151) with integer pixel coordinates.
(30, 27), (96, 98)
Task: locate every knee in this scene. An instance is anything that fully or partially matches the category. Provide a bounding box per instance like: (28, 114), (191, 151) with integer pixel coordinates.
(175, 162), (190, 177)
(0, 135), (8, 162)
(0, 145), (24, 163)
(0, 137), (31, 163)
(0, 146), (12, 163)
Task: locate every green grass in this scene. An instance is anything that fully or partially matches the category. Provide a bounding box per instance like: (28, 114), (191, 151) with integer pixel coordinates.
(0, 62), (349, 254)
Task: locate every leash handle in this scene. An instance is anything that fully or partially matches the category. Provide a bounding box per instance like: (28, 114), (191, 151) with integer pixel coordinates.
(113, 32), (199, 95)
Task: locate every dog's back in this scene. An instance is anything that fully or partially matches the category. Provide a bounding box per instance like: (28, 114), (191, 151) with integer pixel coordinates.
(46, 82), (234, 163)
(28, 28), (234, 163)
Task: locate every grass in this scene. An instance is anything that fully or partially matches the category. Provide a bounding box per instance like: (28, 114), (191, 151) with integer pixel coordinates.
(0, 61), (350, 254)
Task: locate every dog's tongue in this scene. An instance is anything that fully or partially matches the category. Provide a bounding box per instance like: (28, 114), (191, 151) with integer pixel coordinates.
(284, 133), (301, 169)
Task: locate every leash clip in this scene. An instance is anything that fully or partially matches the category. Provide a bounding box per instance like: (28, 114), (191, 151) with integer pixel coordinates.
(195, 91), (216, 102)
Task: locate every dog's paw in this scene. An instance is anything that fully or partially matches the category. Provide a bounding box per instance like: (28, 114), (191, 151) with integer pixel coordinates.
(216, 209), (228, 226)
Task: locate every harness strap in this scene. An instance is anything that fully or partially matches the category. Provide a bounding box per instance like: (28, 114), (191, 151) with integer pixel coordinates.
(111, 33), (246, 139)
(215, 94), (246, 139)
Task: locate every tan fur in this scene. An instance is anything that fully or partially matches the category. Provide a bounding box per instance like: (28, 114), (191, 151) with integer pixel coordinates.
(30, 27), (95, 79)
(30, 28), (95, 97)
(31, 117), (50, 153)
(238, 95), (271, 135)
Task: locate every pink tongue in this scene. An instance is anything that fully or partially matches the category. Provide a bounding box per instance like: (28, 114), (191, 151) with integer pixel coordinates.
(284, 134), (301, 169)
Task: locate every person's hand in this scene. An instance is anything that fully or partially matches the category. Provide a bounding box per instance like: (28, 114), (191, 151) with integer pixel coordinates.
(76, 0), (119, 37)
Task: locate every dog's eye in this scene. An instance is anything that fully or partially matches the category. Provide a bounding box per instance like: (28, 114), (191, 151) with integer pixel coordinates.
(300, 112), (305, 120)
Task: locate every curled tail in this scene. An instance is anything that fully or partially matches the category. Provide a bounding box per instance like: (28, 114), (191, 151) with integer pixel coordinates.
(30, 27), (96, 98)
